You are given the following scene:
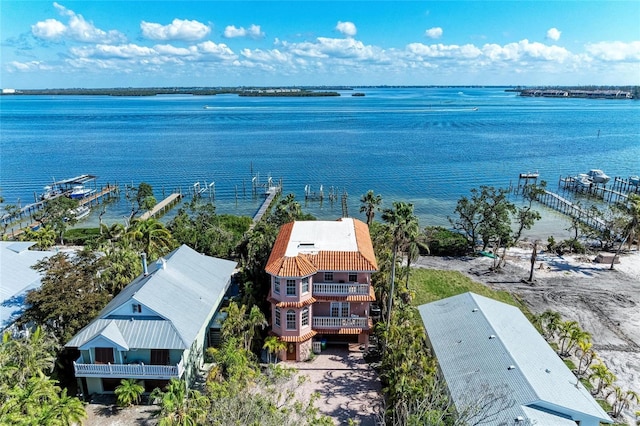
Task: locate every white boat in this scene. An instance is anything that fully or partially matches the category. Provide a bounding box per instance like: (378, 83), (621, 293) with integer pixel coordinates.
(69, 185), (96, 199)
(576, 174), (593, 188)
(65, 206), (90, 221)
(40, 185), (62, 200)
(586, 169), (610, 184)
(629, 176), (640, 186)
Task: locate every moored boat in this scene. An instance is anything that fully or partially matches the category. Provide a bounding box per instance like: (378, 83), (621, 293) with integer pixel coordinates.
(586, 169), (610, 184)
(69, 185), (96, 199)
(66, 205), (90, 221)
(629, 175), (640, 186)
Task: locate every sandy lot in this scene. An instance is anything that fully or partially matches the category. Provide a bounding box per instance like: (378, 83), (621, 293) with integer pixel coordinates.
(414, 246), (640, 424)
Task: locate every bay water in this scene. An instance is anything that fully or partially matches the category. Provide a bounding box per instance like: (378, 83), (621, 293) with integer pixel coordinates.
(1, 87), (639, 239)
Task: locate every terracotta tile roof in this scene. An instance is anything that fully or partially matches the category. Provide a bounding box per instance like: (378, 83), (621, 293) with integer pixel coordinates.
(271, 330), (317, 342)
(265, 218), (378, 277)
(267, 297), (317, 308)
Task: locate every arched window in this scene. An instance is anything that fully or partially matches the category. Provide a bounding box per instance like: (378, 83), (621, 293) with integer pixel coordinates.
(274, 307), (281, 328)
(286, 310), (296, 330)
(301, 307), (309, 327)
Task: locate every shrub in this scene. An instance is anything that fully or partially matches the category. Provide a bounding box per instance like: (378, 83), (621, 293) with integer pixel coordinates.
(424, 226), (470, 256)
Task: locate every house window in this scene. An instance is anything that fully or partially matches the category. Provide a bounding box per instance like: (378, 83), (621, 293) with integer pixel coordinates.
(330, 302), (350, 317)
(324, 272), (333, 282)
(274, 307), (281, 328)
(286, 279), (296, 296)
(274, 277), (280, 295)
(151, 349), (170, 365)
(132, 303), (142, 313)
(301, 307), (309, 327)
(95, 347), (114, 364)
(286, 310), (296, 330)
(301, 277), (309, 294)
(348, 273), (358, 282)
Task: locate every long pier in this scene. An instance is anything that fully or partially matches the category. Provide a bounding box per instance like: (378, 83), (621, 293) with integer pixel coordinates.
(140, 192), (183, 220)
(537, 190), (606, 232)
(250, 184), (282, 229)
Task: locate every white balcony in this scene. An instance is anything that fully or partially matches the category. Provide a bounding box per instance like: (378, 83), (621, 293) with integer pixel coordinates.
(313, 316), (369, 329)
(313, 282), (370, 295)
(73, 355), (184, 379)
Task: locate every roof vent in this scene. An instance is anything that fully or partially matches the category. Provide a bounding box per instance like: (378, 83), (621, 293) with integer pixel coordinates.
(545, 368), (551, 373)
(508, 365), (516, 370)
(472, 308), (478, 312)
(157, 258), (167, 269)
(515, 416), (524, 422)
(489, 335), (496, 339)
(141, 253), (148, 276)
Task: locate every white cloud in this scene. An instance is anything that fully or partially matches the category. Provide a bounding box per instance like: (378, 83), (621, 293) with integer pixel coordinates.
(336, 21), (357, 37)
(223, 24), (264, 39)
(141, 19), (211, 41)
(425, 27), (443, 39)
(585, 41), (640, 61)
(197, 41), (237, 60)
(71, 43), (155, 59)
(31, 19), (66, 40)
(481, 40), (570, 62)
(32, 3), (125, 43)
(407, 43), (481, 59)
(546, 28), (561, 41)
(154, 44), (197, 57)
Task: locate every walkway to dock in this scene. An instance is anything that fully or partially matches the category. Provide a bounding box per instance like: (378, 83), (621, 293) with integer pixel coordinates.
(250, 185), (282, 229)
(537, 190), (606, 232)
(140, 192), (182, 221)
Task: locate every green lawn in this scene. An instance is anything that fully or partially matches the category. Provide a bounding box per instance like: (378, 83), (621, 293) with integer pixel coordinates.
(409, 268), (533, 319)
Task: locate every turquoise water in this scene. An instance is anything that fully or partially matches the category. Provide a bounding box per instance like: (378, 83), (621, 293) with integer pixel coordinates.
(1, 88), (639, 237)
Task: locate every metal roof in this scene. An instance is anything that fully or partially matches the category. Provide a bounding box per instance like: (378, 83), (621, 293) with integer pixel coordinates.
(66, 245), (237, 350)
(418, 292), (611, 425)
(0, 242), (57, 330)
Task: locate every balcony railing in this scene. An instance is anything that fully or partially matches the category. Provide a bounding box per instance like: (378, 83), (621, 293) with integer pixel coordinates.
(73, 355), (184, 379)
(313, 316), (369, 328)
(313, 283), (369, 295)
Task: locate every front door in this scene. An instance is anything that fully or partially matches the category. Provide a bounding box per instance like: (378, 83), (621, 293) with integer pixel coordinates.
(287, 343), (297, 360)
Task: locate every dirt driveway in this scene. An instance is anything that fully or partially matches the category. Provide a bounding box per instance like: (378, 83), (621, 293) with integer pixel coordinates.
(292, 345), (383, 426)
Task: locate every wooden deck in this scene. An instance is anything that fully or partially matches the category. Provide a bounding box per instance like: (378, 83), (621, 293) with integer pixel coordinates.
(250, 185), (281, 229)
(140, 193), (182, 221)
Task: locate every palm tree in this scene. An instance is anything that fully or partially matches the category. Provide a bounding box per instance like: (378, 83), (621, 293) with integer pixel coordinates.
(607, 386), (639, 418)
(263, 336), (287, 363)
(557, 320), (590, 357)
(125, 218), (176, 260)
(244, 305), (268, 352)
(588, 361), (617, 396)
(99, 246), (142, 295)
(382, 202), (419, 328)
(535, 310), (562, 341)
(151, 378), (208, 426)
(359, 190), (382, 226)
(575, 340), (597, 377)
(115, 378), (145, 407)
(610, 193), (640, 270)
(49, 388), (87, 425)
(221, 302), (248, 342)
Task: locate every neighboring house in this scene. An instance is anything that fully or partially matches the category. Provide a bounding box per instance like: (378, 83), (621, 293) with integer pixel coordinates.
(65, 244), (237, 395)
(0, 241), (57, 331)
(418, 292), (612, 426)
(265, 218), (378, 361)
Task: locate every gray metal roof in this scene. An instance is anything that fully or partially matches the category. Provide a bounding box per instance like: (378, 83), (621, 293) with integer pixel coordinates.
(66, 244), (237, 350)
(66, 318), (186, 350)
(0, 242), (57, 330)
(418, 292), (611, 425)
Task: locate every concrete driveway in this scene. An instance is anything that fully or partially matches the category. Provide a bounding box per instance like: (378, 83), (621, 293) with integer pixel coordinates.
(291, 345), (383, 426)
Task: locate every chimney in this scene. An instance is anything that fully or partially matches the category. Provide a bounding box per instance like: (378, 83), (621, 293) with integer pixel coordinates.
(141, 253), (148, 276)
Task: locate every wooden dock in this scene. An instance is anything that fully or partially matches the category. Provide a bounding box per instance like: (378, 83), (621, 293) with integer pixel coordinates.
(140, 192), (183, 221)
(250, 185), (282, 229)
(558, 175), (638, 204)
(537, 190), (606, 232)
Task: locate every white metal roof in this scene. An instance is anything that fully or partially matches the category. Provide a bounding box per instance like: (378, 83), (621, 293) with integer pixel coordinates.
(0, 242), (57, 330)
(66, 244), (237, 350)
(418, 292), (611, 425)
(285, 218), (358, 256)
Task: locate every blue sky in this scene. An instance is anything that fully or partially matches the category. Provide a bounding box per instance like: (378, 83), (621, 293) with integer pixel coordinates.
(1, 1), (639, 88)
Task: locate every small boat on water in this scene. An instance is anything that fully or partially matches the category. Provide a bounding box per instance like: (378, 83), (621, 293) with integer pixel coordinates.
(629, 176), (640, 186)
(586, 169), (610, 184)
(69, 185), (96, 199)
(576, 174), (593, 188)
(66, 205), (90, 221)
(40, 185), (62, 200)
